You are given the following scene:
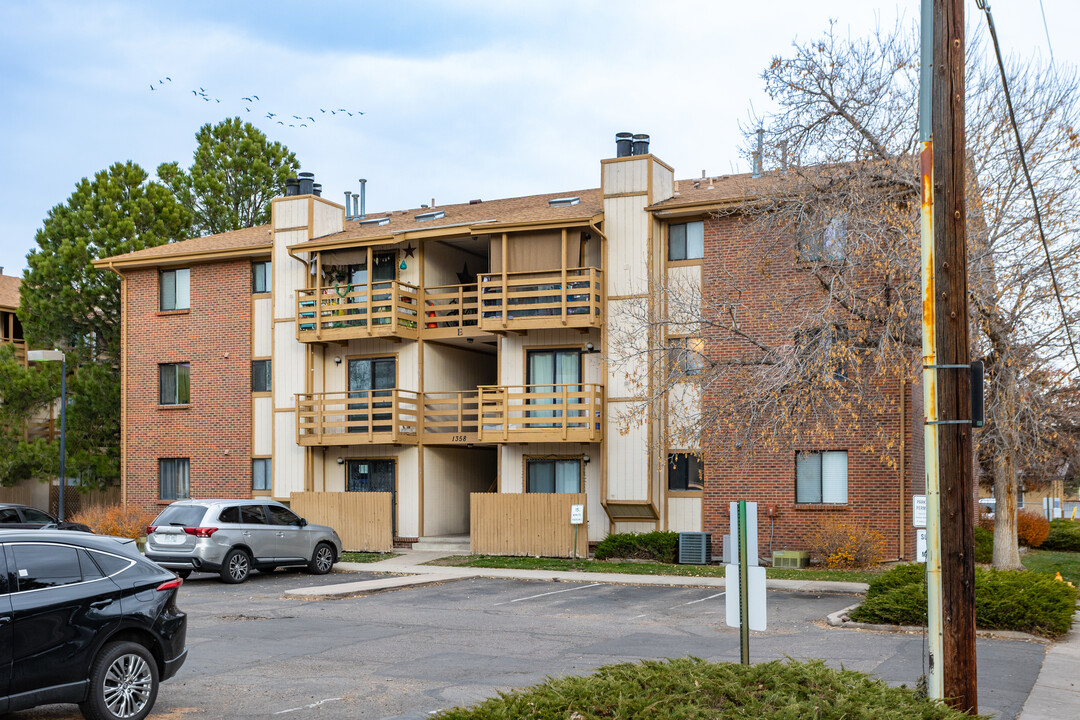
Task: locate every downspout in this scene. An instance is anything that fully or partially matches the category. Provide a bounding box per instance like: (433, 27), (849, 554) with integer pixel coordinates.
(103, 261), (127, 507)
(899, 377), (907, 559)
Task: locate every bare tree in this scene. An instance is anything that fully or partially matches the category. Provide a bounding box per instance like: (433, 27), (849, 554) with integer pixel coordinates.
(610, 22), (1080, 568)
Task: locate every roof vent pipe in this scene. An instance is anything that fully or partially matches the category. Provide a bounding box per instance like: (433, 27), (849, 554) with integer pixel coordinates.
(285, 178), (299, 197)
(359, 179), (367, 219)
(752, 128), (764, 178)
(312, 183), (322, 197)
(298, 172), (315, 195)
(632, 133), (650, 156)
(615, 132), (633, 157)
(351, 193), (359, 220)
(344, 191), (353, 220)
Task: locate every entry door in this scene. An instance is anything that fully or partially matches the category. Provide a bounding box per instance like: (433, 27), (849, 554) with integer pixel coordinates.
(371, 251), (397, 324)
(348, 357), (396, 432)
(526, 349), (582, 426)
(346, 460), (396, 535)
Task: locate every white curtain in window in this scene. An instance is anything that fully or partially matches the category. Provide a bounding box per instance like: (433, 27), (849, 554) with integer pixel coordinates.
(554, 460), (581, 493)
(821, 451), (848, 504)
(795, 453), (821, 503)
(686, 221), (704, 259)
(175, 268), (190, 309)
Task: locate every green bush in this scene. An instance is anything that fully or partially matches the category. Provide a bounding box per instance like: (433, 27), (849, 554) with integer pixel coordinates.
(1042, 519), (1080, 552)
(974, 526), (994, 564)
(850, 563), (1079, 638)
(594, 531), (679, 564)
(434, 657), (981, 720)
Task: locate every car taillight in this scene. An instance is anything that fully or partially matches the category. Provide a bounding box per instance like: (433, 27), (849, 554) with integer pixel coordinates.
(183, 526), (218, 538)
(157, 578), (183, 592)
(146, 526), (157, 535)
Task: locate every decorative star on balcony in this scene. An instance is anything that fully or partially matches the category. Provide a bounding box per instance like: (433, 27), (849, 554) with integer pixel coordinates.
(403, 243), (416, 259)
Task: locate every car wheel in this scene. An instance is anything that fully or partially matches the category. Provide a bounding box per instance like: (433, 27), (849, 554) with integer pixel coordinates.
(308, 542), (335, 575)
(79, 640), (159, 720)
(219, 548), (251, 584)
(176, 569), (192, 579)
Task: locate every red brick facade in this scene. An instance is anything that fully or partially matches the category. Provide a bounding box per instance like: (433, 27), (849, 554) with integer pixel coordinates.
(123, 261), (253, 512)
(699, 214), (924, 560)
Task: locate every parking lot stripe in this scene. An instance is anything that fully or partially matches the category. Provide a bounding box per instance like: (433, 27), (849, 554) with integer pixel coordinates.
(274, 697), (344, 714)
(670, 591), (725, 609)
(495, 582), (603, 605)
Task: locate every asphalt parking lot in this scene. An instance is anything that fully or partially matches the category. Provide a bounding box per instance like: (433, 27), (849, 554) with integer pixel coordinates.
(11, 568), (1046, 719)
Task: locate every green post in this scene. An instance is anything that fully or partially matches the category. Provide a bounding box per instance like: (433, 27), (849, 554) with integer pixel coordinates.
(738, 500), (750, 665)
(573, 524), (578, 560)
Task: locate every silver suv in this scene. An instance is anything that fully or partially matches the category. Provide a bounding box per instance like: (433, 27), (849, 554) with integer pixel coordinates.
(145, 499), (342, 584)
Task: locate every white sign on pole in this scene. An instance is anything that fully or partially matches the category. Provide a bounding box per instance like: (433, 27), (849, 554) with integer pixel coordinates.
(725, 565), (767, 630)
(728, 502), (758, 566)
(912, 495), (927, 528)
(569, 504), (585, 525)
(916, 529), (927, 562)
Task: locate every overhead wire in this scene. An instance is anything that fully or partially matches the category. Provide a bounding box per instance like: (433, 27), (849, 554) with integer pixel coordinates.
(975, 0), (1080, 380)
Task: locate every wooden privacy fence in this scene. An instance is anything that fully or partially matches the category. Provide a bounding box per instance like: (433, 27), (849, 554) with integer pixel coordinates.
(290, 491), (392, 552)
(0, 485), (36, 506)
(51, 485), (122, 518)
(470, 492), (588, 558)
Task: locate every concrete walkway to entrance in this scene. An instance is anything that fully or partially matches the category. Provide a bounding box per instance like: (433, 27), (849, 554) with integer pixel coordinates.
(1018, 609), (1080, 720)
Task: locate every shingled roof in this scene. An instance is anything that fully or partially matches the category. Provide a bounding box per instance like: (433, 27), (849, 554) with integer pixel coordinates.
(0, 273), (21, 310)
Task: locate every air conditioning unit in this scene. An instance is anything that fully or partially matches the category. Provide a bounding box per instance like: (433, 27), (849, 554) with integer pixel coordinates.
(772, 550), (810, 569)
(678, 532), (712, 565)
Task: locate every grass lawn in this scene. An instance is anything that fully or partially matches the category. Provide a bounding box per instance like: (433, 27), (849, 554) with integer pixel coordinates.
(425, 554), (882, 584)
(340, 551), (397, 563)
(1023, 549), (1080, 586)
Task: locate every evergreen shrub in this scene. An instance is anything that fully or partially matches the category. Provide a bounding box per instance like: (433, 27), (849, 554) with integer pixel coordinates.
(1041, 519), (1080, 552)
(594, 531), (679, 564)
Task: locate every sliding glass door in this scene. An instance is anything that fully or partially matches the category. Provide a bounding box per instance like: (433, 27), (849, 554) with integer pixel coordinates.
(526, 349), (582, 426)
(348, 357), (396, 432)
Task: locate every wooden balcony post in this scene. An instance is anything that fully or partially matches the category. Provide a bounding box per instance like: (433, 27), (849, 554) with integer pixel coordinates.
(315, 251), (323, 340)
(561, 229), (568, 325)
(501, 233), (509, 328)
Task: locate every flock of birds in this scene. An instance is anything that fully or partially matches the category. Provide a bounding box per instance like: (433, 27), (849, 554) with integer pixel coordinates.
(149, 76), (364, 128)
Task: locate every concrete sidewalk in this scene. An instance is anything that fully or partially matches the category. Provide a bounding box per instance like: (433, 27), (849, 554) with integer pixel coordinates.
(1018, 609), (1080, 720)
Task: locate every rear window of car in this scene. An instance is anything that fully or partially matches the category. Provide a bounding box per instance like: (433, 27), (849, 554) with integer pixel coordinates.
(89, 550), (134, 577)
(239, 505), (267, 525)
(218, 506), (241, 523)
(153, 505), (207, 527)
(11, 544), (84, 592)
(21, 508), (54, 524)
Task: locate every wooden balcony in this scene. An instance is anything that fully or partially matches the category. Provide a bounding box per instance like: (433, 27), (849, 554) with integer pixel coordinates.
(478, 267), (603, 332)
(421, 391), (480, 444)
(421, 284), (491, 340)
(296, 390), (419, 446)
(478, 383), (604, 443)
(296, 282), (419, 343)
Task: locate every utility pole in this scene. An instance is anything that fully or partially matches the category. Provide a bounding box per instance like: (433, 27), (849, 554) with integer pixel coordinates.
(921, 0), (978, 712)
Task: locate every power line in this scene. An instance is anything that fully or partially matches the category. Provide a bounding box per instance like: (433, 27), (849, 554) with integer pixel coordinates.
(1038, 0), (1055, 67)
(975, 0), (1080, 380)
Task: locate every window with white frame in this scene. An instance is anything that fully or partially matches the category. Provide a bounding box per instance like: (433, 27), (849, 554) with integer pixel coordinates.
(795, 450), (848, 504)
(159, 268), (190, 311)
(159, 458), (190, 500)
(668, 221), (704, 261)
(252, 458), (272, 492)
(252, 261), (271, 294)
(525, 458), (582, 493)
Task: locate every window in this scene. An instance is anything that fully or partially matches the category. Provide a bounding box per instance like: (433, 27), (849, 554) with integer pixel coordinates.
(667, 453), (704, 491)
(11, 544), (84, 592)
(795, 450), (848, 504)
(239, 505), (267, 524)
(253, 458), (272, 492)
(159, 268), (190, 311)
(20, 508), (54, 524)
(252, 360), (271, 393)
(668, 336), (706, 377)
(346, 460), (395, 492)
(252, 261), (272, 293)
(526, 458), (582, 493)
(159, 363), (190, 405)
(799, 215), (847, 262)
(267, 505), (301, 526)
(159, 458), (190, 500)
(668, 221), (704, 261)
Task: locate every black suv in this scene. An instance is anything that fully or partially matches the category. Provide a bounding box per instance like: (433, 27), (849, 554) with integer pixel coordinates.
(1, 530), (187, 720)
(0, 503), (93, 532)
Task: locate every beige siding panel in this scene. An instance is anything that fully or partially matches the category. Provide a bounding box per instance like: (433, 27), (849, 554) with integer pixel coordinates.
(313, 339), (419, 394)
(424, 344), (497, 392)
(273, 413), (305, 498)
(470, 492), (588, 557)
(498, 443), (602, 539)
(664, 264), (702, 329)
(253, 297), (273, 357)
(273, 198), (308, 230)
(290, 492), (392, 552)
(423, 447), (496, 536)
(606, 298), (647, 399)
(604, 195), (649, 297)
(273, 323), (306, 409)
(319, 445), (418, 537)
(614, 521), (657, 534)
(667, 497), (702, 532)
(606, 424), (648, 502)
(273, 229), (308, 319)
(666, 383), (701, 449)
(603, 159), (648, 196)
(651, 162), (674, 203)
(311, 198), (343, 239)
(424, 241), (476, 287)
(253, 396), (273, 456)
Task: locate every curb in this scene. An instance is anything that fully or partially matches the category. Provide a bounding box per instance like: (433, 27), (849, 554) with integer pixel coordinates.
(825, 603), (1052, 644)
(283, 572), (472, 600)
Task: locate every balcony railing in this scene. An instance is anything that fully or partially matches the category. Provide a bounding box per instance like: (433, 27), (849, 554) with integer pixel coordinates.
(296, 282), (419, 342)
(421, 284), (485, 339)
(478, 267), (603, 331)
(421, 391), (480, 443)
(296, 390), (419, 446)
(478, 383), (604, 443)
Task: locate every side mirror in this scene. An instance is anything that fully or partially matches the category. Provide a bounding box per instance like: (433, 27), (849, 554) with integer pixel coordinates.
(299, 518), (308, 527)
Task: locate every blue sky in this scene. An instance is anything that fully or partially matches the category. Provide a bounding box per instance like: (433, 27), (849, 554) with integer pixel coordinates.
(1, 0), (1075, 277)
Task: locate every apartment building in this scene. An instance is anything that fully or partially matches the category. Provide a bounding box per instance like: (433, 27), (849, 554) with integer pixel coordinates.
(0, 270), (25, 365)
(99, 136), (921, 558)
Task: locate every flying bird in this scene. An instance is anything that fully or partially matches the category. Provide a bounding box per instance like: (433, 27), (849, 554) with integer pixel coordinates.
(199, 87), (205, 92)
(267, 112), (276, 118)
(306, 116), (314, 121)
(216, 99), (220, 103)
(320, 108), (326, 113)
(252, 95), (259, 100)
(192, 90), (197, 95)
(245, 107), (250, 112)
(300, 123), (307, 127)
(166, 76), (171, 82)
(150, 84), (155, 90)
(346, 112), (352, 116)
(242, 97), (252, 102)
(292, 115), (301, 119)
(277, 121), (284, 125)
(288, 124), (295, 127)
